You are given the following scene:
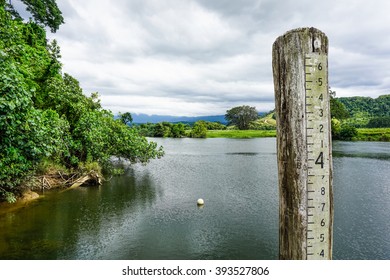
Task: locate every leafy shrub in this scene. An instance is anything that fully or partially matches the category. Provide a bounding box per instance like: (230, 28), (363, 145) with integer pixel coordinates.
(190, 121), (207, 138)
(367, 116), (390, 128)
(338, 125), (358, 141)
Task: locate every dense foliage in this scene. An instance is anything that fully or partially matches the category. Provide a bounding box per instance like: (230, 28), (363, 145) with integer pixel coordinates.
(136, 121), (224, 138)
(5, 0), (64, 32)
(0, 4), (163, 202)
(330, 98), (349, 120)
(338, 95), (390, 118)
(225, 105), (259, 130)
(330, 90), (390, 139)
(367, 116), (390, 128)
(189, 121), (207, 138)
(119, 112), (133, 126)
(332, 95), (390, 128)
(137, 122), (189, 138)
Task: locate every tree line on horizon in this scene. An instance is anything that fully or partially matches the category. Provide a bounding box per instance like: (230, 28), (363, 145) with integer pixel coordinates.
(125, 93), (390, 141)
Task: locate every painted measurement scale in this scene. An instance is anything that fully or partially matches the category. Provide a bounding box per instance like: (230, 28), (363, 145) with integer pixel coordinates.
(305, 54), (332, 260)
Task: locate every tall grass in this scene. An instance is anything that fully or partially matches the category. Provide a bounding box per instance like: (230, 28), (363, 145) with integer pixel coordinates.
(356, 128), (390, 142)
(206, 130), (276, 138)
(206, 128), (390, 141)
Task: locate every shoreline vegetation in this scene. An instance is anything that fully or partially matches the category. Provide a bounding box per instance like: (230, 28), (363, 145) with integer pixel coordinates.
(0, 166), (102, 214)
(206, 128), (390, 141)
(206, 130), (276, 138)
(2, 125), (387, 207)
(2, 126), (387, 210)
(151, 127), (388, 141)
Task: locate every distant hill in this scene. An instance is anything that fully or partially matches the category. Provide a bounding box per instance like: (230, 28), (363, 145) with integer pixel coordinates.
(131, 112), (268, 124)
(250, 112), (277, 130)
(335, 94), (390, 128)
(338, 94), (390, 117)
(131, 114), (228, 124)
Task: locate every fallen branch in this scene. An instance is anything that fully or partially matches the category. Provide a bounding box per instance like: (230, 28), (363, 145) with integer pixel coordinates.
(66, 171), (102, 191)
(42, 176), (52, 189)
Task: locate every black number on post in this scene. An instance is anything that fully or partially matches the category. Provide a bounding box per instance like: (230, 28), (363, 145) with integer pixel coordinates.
(320, 234), (325, 242)
(321, 203), (325, 211)
(319, 109), (323, 117)
(319, 124), (324, 133)
(319, 94), (323, 101)
(320, 219), (325, 227)
(321, 187), (325, 195)
(320, 249), (325, 257)
(318, 63), (323, 71)
(318, 78), (323, 86)
(315, 152), (324, 168)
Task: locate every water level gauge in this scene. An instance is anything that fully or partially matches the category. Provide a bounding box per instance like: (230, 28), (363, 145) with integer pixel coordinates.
(305, 53), (333, 260)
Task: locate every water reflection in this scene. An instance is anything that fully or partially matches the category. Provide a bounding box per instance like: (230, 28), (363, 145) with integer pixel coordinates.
(225, 152), (260, 156)
(333, 151), (390, 160)
(333, 141), (390, 160)
(331, 141), (390, 260)
(0, 169), (158, 259)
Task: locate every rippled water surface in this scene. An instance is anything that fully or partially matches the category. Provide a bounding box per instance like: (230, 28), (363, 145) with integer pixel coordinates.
(332, 141), (390, 259)
(0, 138), (389, 259)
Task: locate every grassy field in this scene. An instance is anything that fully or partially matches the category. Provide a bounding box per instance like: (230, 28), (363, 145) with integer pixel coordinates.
(250, 112), (277, 130)
(356, 128), (390, 142)
(206, 130), (276, 138)
(206, 128), (390, 141)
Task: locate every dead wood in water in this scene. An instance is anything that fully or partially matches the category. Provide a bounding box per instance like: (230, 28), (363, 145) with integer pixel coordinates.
(28, 170), (103, 192)
(67, 171), (103, 190)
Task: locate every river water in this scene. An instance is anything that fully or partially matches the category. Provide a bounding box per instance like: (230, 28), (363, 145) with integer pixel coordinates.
(0, 138), (389, 259)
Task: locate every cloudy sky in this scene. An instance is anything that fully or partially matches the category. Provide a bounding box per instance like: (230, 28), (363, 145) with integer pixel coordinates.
(29, 0), (390, 116)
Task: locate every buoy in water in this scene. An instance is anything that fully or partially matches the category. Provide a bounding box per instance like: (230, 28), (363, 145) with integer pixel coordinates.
(197, 198), (204, 205)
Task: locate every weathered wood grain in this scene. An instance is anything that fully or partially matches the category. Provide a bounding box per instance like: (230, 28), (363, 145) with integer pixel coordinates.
(272, 27), (332, 260)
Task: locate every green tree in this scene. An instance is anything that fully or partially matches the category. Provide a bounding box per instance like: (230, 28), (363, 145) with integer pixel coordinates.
(190, 121), (207, 138)
(338, 124), (358, 141)
(4, 0), (64, 32)
(137, 123), (155, 137)
(0, 45), (68, 200)
(153, 122), (172, 137)
(73, 110), (163, 166)
(330, 98), (349, 119)
(203, 121), (226, 130)
(329, 89), (349, 120)
(367, 116), (390, 128)
(171, 123), (186, 138)
(337, 95), (390, 118)
(225, 105), (259, 130)
(331, 118), (341, 139)
(119, 112), (133, 126)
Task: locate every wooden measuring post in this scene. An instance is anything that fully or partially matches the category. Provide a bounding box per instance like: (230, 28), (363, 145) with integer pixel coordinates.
(272, 28), (333, 260)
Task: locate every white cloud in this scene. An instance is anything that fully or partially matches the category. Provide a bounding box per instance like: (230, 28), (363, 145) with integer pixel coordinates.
(47, 0), (390, 116)
(145, 1), (242, 53)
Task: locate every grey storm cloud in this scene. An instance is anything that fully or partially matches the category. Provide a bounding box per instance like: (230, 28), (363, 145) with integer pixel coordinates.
(38, 0), (390, 116)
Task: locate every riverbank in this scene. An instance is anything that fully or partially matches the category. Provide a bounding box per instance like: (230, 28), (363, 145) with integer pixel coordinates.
(205, 128), (390, 141)
(356, 128), (390, 141)
(0, 166), (103, 208)
(206, 130), (276, 138)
